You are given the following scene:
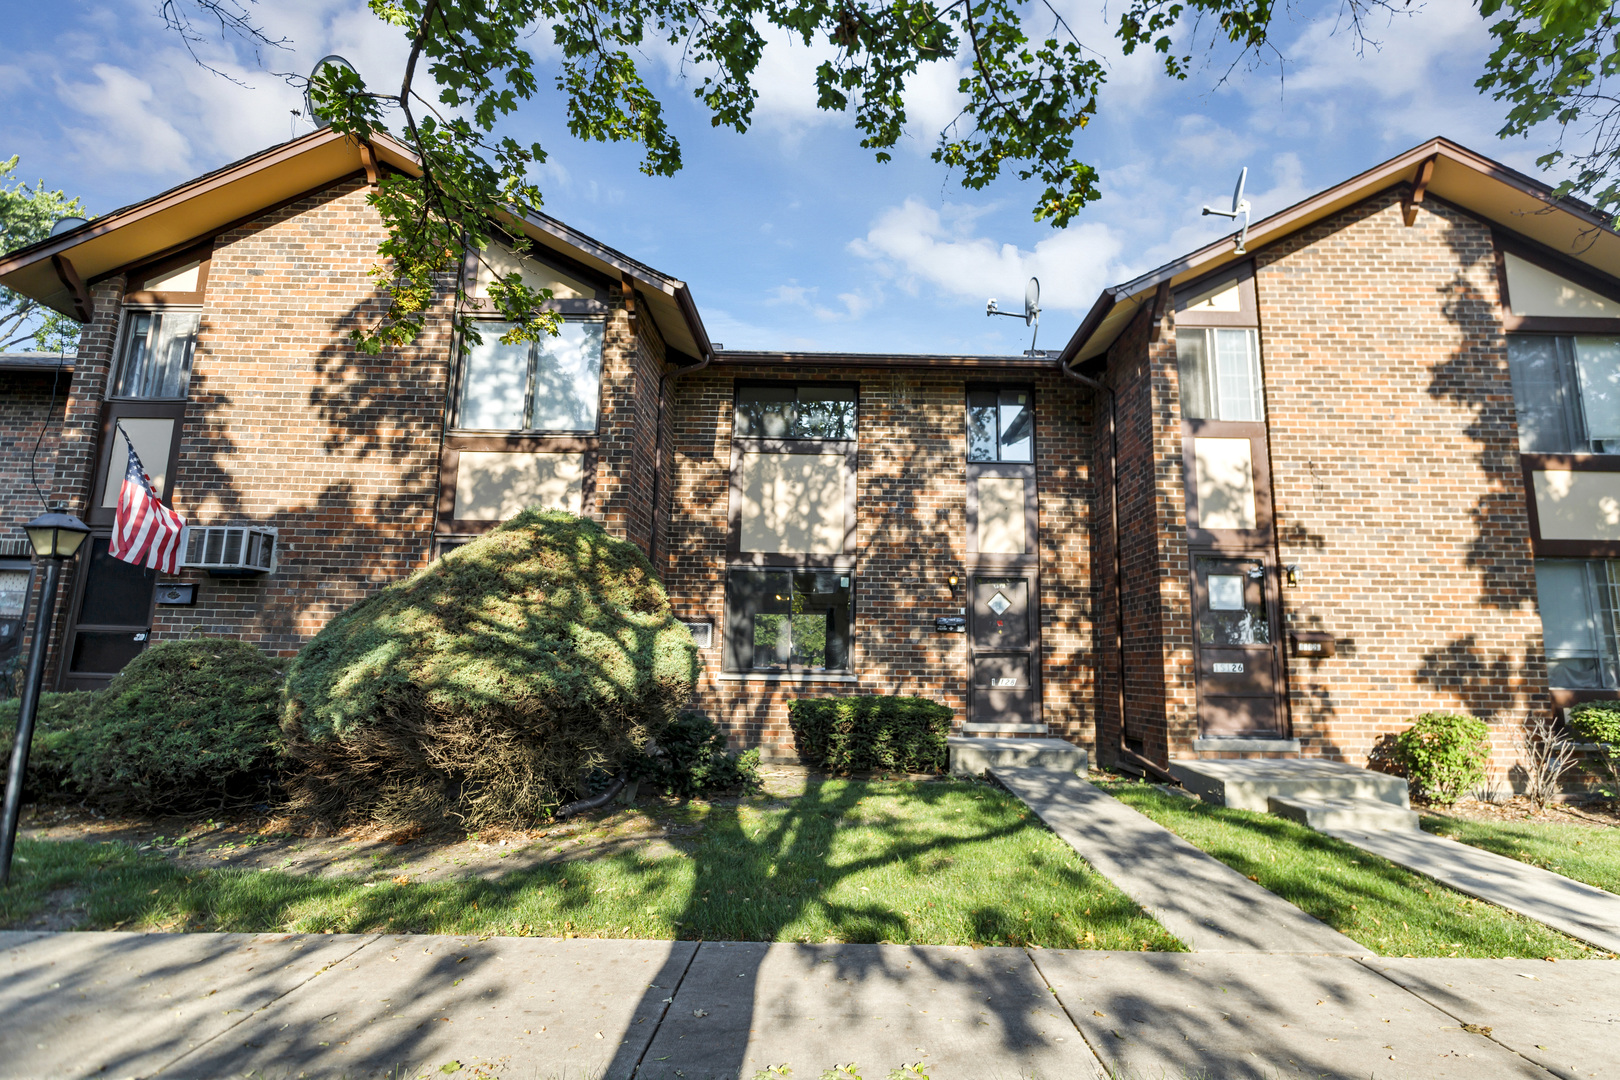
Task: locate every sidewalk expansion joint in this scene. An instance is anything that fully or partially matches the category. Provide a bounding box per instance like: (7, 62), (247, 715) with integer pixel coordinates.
(1023, 946), (1112, 1079)
(625, 937), (702, 1078)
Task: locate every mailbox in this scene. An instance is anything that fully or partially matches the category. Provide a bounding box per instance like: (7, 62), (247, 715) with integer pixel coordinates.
(1290, 631), (1335, 658)
(935, 616), (966, 633)
(156, 582), (198, 606)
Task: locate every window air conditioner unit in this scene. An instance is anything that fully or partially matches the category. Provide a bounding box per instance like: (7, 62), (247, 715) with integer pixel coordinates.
(179, 525), (278, 576)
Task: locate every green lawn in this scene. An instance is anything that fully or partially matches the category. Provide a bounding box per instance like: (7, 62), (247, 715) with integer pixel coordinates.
(2, 777), (1183, 951)
(1099, 782), (1607, 958)
(1421, 815), (1620, 894)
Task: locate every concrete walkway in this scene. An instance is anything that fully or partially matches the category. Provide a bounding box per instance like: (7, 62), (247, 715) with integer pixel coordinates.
(992, 765), (1366, 954)
(4, 930), (1617, 1080)
(1327, 826), (1620, 955)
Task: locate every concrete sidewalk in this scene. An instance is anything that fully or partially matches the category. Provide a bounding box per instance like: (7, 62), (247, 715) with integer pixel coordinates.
(5, 930), (1616, 1080)
(1328, 826), (1620, 955)
(992, 765), (1365, 954)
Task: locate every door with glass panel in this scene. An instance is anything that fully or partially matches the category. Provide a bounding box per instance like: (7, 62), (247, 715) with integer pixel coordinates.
(1191, 554), (1283, 737)
(968, 573), (1039, 727)
(60, 538), (157, 692)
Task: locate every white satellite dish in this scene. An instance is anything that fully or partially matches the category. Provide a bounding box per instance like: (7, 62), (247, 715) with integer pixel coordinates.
(986, 276), (1044, 352)
(1202, 166), (1252, 254)
(49, 217), (88, 237)
(304, 55), (358, 129)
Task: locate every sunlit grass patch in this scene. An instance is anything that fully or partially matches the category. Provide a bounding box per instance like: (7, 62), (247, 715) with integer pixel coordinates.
(1421, 815), (1619, 895)
(1100, 781), (1602, 959)
(4, 778), (1183, 950)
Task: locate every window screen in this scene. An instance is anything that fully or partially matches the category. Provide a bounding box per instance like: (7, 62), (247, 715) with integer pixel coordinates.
(1508, 334), (1620, 454)
(1535, 558), (1620, 687)
(734, 385), (857, 439)
(457, 319), (604, 432)
(724, 569), (853, 672)
(113, 311), (199, 399)
(966, 389), (1033, 462)
(1176, 328), (1265, 422)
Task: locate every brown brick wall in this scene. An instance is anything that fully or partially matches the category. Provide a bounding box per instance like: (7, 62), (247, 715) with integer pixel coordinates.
(1256, 189), (1546, 765)
(1, 369), (69, 531)
(662, 364), (1095, 752)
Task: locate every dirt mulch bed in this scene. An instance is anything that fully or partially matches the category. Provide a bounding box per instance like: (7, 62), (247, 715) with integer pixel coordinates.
(1416, 794), (1619, 829)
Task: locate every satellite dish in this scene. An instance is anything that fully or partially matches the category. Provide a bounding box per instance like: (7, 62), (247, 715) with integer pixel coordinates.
(1024, 277), (1041, 327)
(49, 217), (88, 237)
(1201, 166), (1253, 254)
(304, 55), (357, 129)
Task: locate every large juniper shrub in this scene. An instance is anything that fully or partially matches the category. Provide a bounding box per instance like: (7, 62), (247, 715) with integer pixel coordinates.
(72, 639), (285, 813)
(0, 690), (103, 799)
(281, 510), (700, 827)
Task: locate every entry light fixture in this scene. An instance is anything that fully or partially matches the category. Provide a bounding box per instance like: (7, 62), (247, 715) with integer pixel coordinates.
(24, 508), (90, 560)
(1284, 565), (1300, 588)
(947, 572), (960, 593)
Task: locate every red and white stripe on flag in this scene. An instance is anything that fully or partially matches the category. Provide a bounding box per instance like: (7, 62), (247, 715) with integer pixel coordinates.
(109, 434), (186, 574)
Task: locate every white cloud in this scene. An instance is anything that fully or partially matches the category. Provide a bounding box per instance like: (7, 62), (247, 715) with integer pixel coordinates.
(58, 65), (194, 175)
(849, 198), (1124, 312)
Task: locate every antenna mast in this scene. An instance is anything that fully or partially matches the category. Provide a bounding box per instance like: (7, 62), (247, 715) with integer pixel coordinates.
(1202, 167), (1252, 254)
(986, 276), (1043, 354)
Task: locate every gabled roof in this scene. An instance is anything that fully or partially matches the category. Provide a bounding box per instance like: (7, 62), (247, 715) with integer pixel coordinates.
(1058, 137), (1620, 367)
(0, 127), (714, 361)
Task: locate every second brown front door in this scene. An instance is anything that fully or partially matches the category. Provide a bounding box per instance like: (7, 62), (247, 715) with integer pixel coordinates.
(968, 572), (1039, 727)
(1191, 553), (1282, 737)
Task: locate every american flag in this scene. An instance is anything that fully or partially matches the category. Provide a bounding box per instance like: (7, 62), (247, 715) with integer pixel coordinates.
(109, 426), (186, 573)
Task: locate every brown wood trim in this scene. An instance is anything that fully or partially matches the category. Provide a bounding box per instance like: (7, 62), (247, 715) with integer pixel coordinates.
(1501, 314), (1620, 334)
(1402, 154), (1437, 227)
(1549, 687), (1620, 709)
(726, 441), (859, 561)
(1494, 229), (1620, 316)
(965, 461), (1039, 564)
(1149, 280), (1171, 343)
(87, 402), (188, 528)
(120, 244), (213, 306)
(50, 254), (95, 323)
(459, 297), (610, 317)
(1182, 419), (1274, 541)
(444, 434), (600, 453)
(1494, 244), (1513, 315)
(459, 231), (616, 303)
(358, 141), (379, 187)
(434, 445), (599, 535)
(1521, 453), (1620, 556)
(715, 352), (1055, 370)
(1172, 262), (1258, 329)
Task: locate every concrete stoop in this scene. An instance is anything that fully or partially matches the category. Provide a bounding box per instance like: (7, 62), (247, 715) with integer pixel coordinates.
(1266, 794), (1419, 832)
(1167, 757), (1410, 812)
(948, 736), (1087, 775)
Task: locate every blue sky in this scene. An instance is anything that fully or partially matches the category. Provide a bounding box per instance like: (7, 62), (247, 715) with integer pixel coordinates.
(0, 1), (1554, 354)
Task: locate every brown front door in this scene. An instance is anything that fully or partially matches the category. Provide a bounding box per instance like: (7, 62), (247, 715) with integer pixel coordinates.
(968, 572), (1039, 727)
(58, 536), (157, 691)
(1191, 554), (1282, 737)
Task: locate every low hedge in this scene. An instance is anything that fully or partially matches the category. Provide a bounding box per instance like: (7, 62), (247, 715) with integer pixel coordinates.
(632, 712), (761, 797)
(1569, 703), (1620, 795)
(789, 695), (952, 773)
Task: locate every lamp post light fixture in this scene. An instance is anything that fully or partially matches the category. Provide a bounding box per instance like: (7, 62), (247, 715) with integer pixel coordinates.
(0, 507), (90, 887)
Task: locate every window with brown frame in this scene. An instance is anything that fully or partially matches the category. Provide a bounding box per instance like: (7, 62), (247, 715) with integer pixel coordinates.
(111, 309), (199, 400)
(1535, 557), (1620, 688)
(1508, 334), (1620, 454)
(455, 318), (606, 433)
(723, 568), (853, 673)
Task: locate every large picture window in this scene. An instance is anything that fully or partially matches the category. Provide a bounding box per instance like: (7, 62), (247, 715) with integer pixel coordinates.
(1508, 334), (1620, 454)
(1177, 327), (1265, 422)
(724, 569), (853, 673)
(112, 310), (199, 399)
(457, 318), (604, 433)
(1535, 557), (1620, 687)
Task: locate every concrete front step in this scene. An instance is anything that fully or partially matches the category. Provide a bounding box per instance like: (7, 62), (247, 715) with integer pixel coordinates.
(948, 736), (1087, 775)
(1267, 795), (1419, 832)
(1167, 758), (1410, 812)
(959, 722), (1049, 736)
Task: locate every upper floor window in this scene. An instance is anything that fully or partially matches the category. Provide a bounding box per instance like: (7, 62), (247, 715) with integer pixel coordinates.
(1508, 334), (1620, 454)
(734, 385), (857, 439)
(1177, 327), (1265, 422)
(112, 310), (198, 399)
(967, 389), (1033, 462)
(1535, 557), (1620, 688)
(456, 318), (604, 433)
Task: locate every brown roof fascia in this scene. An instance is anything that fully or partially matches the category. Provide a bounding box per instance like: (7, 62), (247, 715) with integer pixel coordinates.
(713, 350), (1055, 369)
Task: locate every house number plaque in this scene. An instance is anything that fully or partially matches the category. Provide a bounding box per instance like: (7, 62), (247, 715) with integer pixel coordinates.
(1213, 662), (1244, 673)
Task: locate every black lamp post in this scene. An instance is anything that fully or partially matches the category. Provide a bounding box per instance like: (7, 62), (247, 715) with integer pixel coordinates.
(0, 508), (90, 887)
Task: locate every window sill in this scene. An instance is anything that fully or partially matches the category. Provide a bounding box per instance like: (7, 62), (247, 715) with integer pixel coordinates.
(719, 672), (858, 683)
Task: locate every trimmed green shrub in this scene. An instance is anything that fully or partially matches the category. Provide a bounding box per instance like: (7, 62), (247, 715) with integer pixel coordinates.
(632, 712), (761, 797)
(72, 639), (285, 813)
(281, 510), (700, 827)
(1390, 712), (1491, 804)
(789, 695), (953, 773)
(1569, 703), (1620, 796)
(0, 691), (103, 797)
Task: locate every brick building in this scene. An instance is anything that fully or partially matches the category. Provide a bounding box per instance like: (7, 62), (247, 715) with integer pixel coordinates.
(4, 131), (1620, 776)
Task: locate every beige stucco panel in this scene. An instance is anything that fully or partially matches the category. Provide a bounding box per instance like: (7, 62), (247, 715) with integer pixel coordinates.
(1505, 252), (1618, 318)
(1194, 437), (1257, 530)
(102, 417), (175, 507)
(474, 241), (595, 300)
(737, 452), (847, 554)
(454, 451), (584, 520)
(1533, 469), (1620, 540)
(977, 476), (1027, 554)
